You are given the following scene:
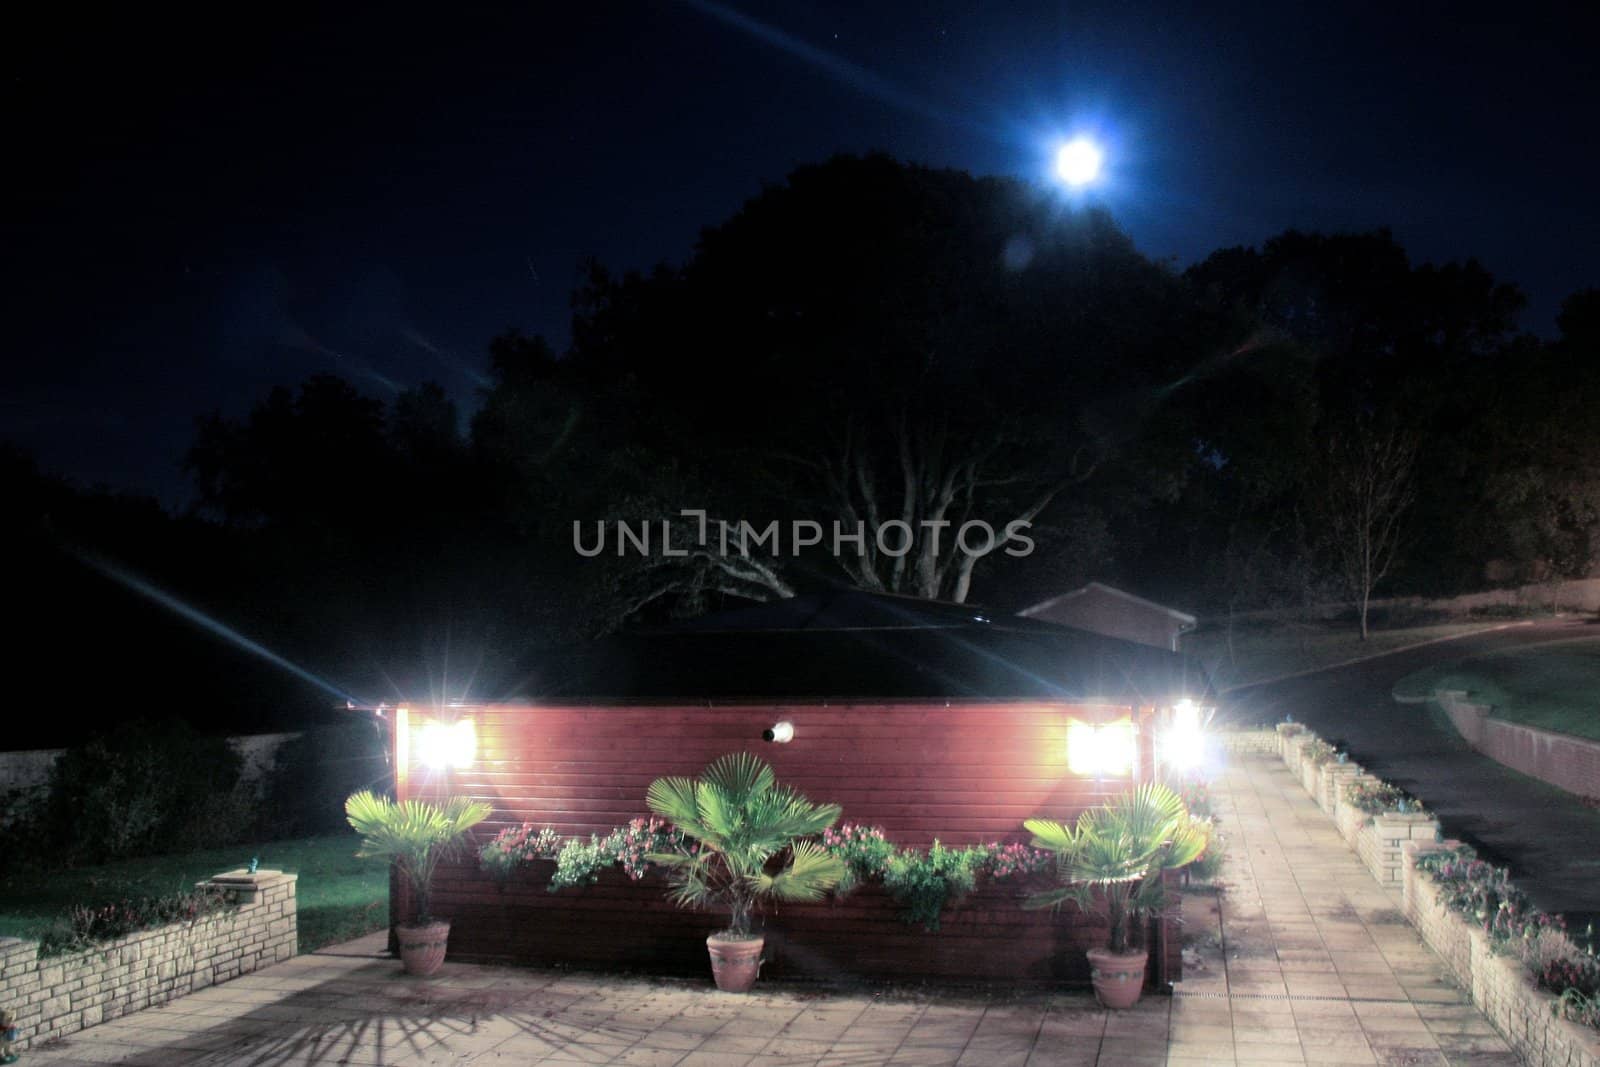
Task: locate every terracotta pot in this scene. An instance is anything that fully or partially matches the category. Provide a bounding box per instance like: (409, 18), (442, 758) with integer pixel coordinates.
(396, 919), (451, 976)
(706, 933), (764, 992)
(1087, 946), (1148, 1009)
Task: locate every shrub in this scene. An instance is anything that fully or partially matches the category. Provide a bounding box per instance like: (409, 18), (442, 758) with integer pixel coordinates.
(1185, 817), (1227, 885)
(881, 843), (988, 932)
(35, 887), (238, 957)
(41, 720), (247, 864)
(265, 723), (390, 837)
(549, 837), (614, 891)
(1176, 779), (1217, 821)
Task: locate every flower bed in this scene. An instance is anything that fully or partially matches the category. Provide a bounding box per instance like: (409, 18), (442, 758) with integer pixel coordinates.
(0, 870), (295, 1052)
(479, 817), (1059, 931)
(1403, 843), (1600, 1066)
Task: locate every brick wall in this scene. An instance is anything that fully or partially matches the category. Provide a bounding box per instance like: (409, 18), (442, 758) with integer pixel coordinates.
(1400, 845), (1600, 1067)
(1318, 763), (1362, 815)
(408, 701), (1182, 989)
(0, 870), (296, 1051)
(1435, 693), (1600, 801)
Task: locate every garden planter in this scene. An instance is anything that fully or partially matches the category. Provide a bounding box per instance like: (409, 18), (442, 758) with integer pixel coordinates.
(1086, 946), (1148, 1009)
(396, 919), (452, 976)
(706, 934), (763, 992)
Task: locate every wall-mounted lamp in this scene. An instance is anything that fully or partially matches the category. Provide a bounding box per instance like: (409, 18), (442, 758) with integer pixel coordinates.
(1158, 698), (1213, 773)
(1066, 720), (1134, 776)
(417, 718), (476, 770)
(763, 721), (795, 743)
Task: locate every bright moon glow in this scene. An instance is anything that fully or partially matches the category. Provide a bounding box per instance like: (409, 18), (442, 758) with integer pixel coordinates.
(1055, 138), (1103, 187)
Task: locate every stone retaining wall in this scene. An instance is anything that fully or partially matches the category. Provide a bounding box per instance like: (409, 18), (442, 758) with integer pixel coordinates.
(1401, 843), (1600, 1067)
(0, 870), (296, 1051)
(1269, 726), (1600, 1066)
(1435, 692), (1600, 801)
(1216, 729), (1278, 755)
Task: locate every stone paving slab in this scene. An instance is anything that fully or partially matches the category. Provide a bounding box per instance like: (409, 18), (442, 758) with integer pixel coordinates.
(20, 753), (1521, 1066)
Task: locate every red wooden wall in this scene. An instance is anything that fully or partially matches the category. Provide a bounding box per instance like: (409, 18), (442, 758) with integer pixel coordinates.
(399, 701), (1182, 987)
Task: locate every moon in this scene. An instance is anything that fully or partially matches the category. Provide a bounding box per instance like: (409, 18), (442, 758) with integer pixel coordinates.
(1055, 138), (1104, 187)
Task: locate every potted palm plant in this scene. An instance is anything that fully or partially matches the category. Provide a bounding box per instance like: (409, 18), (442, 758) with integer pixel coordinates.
(1024, 783), (1206, 1008)
(345, 790), (490, 976)
(645, 753), (846, 992)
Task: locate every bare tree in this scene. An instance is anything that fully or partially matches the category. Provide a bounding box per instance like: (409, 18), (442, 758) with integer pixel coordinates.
(806, 413), (1097, 603)
(1319, 423), (1418, 640)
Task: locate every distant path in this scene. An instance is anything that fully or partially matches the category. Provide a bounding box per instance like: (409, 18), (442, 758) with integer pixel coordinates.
(1224, 618), (1600, 927)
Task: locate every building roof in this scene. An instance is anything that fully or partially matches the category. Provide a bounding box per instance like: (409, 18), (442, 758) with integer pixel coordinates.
(1019, 582), (1198, 625)
(521, 589), (1211, 705)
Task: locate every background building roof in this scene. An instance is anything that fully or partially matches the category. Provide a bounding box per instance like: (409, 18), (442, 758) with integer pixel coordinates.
(523, 589), (1212, 705)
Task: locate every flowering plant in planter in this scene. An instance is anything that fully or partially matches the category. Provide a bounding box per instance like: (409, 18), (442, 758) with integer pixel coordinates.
(1302, 739), (1337, 765)
(479, 823), (562, 878)
(984, 841), (1053, 880)
(1343, 779), (1414, 815)
(822, 823), (894, 892)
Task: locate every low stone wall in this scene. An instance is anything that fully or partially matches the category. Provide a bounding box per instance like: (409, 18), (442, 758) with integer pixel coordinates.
(1434, 692), (1600, 801)
(0, 870), (296, 1051)
(1216, 728), (1277, 755)
(1401, 843), (1600, 1067)
(1273, 726), (1600, 1066)
(1318, 762), (1363, 815)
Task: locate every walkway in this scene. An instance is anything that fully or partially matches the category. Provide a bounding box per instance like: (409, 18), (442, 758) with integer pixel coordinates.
(22, 754), (1516, 1066)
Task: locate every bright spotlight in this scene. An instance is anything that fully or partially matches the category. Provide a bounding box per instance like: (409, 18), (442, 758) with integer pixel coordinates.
(1054, 138), (1103, 187)
(418, 719), (476, 770)
(1066, 720), (1135, 776)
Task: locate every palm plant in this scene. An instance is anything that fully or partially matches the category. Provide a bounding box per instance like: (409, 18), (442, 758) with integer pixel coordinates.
(345, 791), (491, 924)
(645, 753), (846, 938)
(1023, 783), (1207, 953)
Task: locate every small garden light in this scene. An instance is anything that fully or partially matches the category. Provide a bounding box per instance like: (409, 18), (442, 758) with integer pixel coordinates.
(417, 718), (476, 770)
(763, 721), (795, 743)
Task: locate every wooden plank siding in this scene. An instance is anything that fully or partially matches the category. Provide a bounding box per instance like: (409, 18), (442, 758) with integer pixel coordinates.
(399, 701), (1182, 988)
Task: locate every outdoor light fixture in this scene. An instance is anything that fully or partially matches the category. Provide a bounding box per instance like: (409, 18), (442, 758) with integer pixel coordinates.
(763, 721), (795, 743)
(1066, 720), (1135, 776)
(1160, 699), (1211, 773)
(417, 718), (476, 770)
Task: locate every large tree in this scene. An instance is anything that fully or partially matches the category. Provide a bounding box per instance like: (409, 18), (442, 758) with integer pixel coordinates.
(516, 154), (1213, 614)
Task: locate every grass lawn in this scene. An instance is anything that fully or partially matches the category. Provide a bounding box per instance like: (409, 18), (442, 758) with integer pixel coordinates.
(1187, 619), (1518, 691)
(0, 833), (387, 953)
(1392, 635), (1600, 741)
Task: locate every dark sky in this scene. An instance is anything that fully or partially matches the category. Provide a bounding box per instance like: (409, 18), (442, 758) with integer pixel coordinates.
(6, 1), (1597, 505)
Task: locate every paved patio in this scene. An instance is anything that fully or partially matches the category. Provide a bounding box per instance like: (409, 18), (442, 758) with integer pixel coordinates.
(24, 753), (1519, 1065)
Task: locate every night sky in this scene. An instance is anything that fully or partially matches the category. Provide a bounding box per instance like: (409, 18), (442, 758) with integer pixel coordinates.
(7, 1), (1597, 505)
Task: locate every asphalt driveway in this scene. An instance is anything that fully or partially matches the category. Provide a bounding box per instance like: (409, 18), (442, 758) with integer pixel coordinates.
(1224, 617), (1600, 927)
